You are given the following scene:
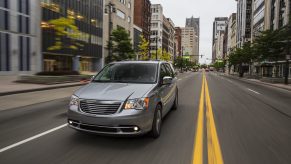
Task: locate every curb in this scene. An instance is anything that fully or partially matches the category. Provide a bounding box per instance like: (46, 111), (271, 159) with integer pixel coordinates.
(221, 74), (291, 92)
(0, 83), (86, 97)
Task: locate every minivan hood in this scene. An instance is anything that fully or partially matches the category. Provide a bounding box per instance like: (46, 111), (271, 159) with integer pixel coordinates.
(75, 82), (155, 101)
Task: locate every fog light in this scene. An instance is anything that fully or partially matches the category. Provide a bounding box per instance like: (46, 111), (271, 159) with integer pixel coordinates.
(134, 127), (139, 131)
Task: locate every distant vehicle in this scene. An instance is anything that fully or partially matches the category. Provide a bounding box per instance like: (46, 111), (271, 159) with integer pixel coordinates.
(209, 67), (214, 71)
(205, 68), (210, 72)
(67, 61), (178, 138)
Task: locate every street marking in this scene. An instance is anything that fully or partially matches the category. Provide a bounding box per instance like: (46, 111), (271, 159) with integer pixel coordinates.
(247, 88), (260, 94)
(0, 124), (67, 153)
(205, 77), (224, 164)
(192, 73), (205, 164)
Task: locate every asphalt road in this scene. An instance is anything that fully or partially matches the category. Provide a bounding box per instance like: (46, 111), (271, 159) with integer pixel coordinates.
(0, 72), (291, 164)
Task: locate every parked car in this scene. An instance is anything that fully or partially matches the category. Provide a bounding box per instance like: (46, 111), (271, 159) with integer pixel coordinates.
(67, 61), (178, 138)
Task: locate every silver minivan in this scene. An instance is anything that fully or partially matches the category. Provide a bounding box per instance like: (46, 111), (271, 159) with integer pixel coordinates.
(67, 61), (178, 138)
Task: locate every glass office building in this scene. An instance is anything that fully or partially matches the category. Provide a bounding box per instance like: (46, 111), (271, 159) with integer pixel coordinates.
(41, 0), (103, 72)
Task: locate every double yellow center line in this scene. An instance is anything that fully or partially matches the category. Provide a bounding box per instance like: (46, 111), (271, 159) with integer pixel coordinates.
(192, 73), (224, 164)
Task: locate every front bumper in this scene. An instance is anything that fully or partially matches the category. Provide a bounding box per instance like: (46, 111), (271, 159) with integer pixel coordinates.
(67, 109), (154, 136)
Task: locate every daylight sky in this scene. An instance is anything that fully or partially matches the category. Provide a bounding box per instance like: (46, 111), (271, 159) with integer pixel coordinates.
(151, 0), (237, 64)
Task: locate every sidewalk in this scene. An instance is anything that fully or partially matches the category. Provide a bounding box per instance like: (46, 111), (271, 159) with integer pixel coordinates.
(222, 73), (291, 91)
(0, 76), (86, 96)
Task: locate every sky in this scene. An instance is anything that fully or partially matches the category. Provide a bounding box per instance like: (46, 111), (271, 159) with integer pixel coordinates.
(151, 0), (237, 64)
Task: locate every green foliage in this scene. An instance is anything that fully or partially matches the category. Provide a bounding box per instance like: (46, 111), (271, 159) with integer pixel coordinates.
(151, 48), (163, 60)
(47, 17), (82, 51)
(160, 49), (171, 61)
(138, 35), (150, 60)
(107, 27), (134, 62)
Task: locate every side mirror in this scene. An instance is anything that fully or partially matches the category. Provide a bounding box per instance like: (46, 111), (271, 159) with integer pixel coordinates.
(162, 76), (173, 85)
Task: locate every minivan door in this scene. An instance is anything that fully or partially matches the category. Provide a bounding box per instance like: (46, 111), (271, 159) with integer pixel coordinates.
(159, 64), (173, 116)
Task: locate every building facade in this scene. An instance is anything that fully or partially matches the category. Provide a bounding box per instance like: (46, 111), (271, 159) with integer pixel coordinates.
(133, 0), (151, 57)
(0, 0), (41, 75)
(103, 0), (134, 62)
(236, 0), (252, 47)
(227, 13), (237, 57)
(175, 27), (182, 57)
(186, 16), (200, 59)
(212, 17), (228, 61)
(150, 4), (163, 56)
(41, 0), (103, 73)
(181, 27), (199, 63)
(134, 0), (151, 41)
(163, 17), (175, 59)
(252, 0), (265, 40)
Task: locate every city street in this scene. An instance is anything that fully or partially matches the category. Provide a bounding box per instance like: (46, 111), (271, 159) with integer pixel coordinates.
(0, 72), (291, 164)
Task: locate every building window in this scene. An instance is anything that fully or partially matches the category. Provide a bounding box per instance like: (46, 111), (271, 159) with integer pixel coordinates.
(19, 36), (31, 71)
(119, 0), (126, 4)
(128, 16), (131, 23)
(18, 0), (29, 15)
(0, 32), (10, 71)
(0, 9), (9, 30)
(0, 0), (8, 8)
(116, 9), (125, 19)
(128, 2), (131, 8)
(18, 15), (30, 34)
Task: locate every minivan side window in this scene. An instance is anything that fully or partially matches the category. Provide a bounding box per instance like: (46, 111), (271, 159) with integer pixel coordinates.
(165, 64), (174, 77)
(160, 64), (171, 81)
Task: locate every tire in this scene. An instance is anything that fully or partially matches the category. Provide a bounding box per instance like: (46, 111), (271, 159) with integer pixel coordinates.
(151, 104), (162, 138)
(172, 89), (178, 110)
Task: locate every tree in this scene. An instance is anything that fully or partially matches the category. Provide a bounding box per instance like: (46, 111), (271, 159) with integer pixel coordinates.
(138, 35), (150, 60)
(151, 48), (163, 60)
(47, 17), (82, 51)
(253, 30), (284, 61)
(160, 49), (171, 61)
(107, 26), (134, 62)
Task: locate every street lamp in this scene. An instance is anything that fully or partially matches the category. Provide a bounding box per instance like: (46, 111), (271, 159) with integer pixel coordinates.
(105, 1), (116, 63)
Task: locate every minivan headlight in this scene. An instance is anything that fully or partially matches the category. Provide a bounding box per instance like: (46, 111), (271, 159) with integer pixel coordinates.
(124, 98), (149, 110)
(70, 95), (79, 109)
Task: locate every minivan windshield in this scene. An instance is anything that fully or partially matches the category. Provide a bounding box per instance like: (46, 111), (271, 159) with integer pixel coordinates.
(93, 63), (158, 84)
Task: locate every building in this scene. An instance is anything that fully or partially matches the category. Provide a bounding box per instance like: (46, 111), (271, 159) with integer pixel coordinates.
(103, 0), (134, 61)
(133, 0), (151, 54)
(236, 0), (252, 48)
(181, 27), (199, 63)
(251, 0), (266, 40)
(41, 0), (104, 72)
(175, 27), (182, 57)
(163, 17), (175, 59)
(216, 31), (225, 60)
(150, 4), (163, 57)
(0, 0), (41, 75)
(265, 0), (290, 30)
(212, 17), (228, 61)
(186, 16), (200, 59)
(227, 13), (237, 56)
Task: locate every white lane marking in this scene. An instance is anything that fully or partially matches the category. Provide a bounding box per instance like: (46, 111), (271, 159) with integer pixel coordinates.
(247, 88), (260, 95)
(178, 79), (182, 81)
(0, 123), (67, 153)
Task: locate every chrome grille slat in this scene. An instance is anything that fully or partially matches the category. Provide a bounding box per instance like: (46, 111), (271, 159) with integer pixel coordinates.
(80, 100), (121, 115)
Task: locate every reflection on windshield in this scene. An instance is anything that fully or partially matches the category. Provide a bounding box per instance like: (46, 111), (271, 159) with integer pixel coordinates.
(93, 63), (158, 84)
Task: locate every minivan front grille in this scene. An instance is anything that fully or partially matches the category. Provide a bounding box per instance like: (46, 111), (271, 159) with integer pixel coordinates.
(80, 100), (122, 115)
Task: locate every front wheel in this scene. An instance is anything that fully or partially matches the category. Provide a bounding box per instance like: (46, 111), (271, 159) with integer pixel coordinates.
(151, 105), (162, 138)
